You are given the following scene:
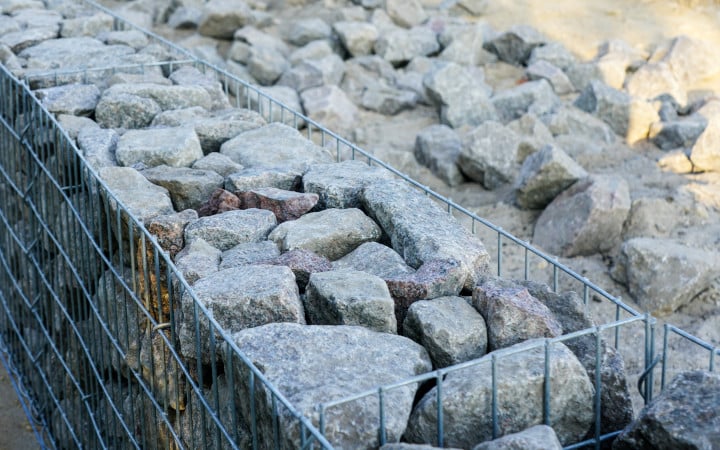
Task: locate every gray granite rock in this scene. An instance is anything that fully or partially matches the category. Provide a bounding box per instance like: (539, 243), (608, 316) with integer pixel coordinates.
(657, 35), (720, 87)
(197, 0), (254, 39)
(613, 370), (720, 450)
(301, 85), (358, 136)
(543, 106), (616, 143)
(247, 46), (289, 86)
(618, 237), (720, 315)
(526, 60), (574, 95)
(179, 265), (303, 363)
(116, 127), (203, 168)
(34, 83), (100, 116)
(507, 113), (555, 162)
(625, 62), (686, 106)
(483, 25), (547, 65)
(361, 84), (418, 115)
(219, 240), (280, 270)
(528, 42), (577, 71)
(185, 209), (276, 251)
(225, 167), (302, 192)
(334, 21), (379, 57)
(283, 18), (332, 47)
(574, 79), (633, 138)
(404, 340), (594, 447)
(564, 61), (604, 93)
(515, 144), (587, 209)
(533, 175), (630, 257)
(95, 91), (162, 129)
(459, 121), (521, 189)
(262, 248), (332, 290)
(688, 118), (720, 172)
(221, 123), (332, 171)
(303, 160), (393, 209)
(472, 425), (563, 450)
(414, 124), (465, 187)
(145, 209), (198, 259)
(332, 242), (415, 278)
(174, 237), (221, 285)
(191, 152), (244, 177)
(385, 0), (427, 28)
(167, 6), (202, 29)
(438, 23), (497, 67)
(362, 179), (490, 289)
(268, 208), (381, 260)
(649, 115), (707, 150)
(224, 323), (432, 449)
(305, 270), (396, 333)
(0, 26), (57, 53)
(404, 296), (487, 368)
(374, 26), (439, 66)
(141, 165), (224, 211)
(491, 79), (559, 123)
(168, 66), (231, 111)
(77, 127), (118, 172)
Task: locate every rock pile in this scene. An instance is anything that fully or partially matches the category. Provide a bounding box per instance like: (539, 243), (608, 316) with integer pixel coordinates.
(2, 0), (718, 448)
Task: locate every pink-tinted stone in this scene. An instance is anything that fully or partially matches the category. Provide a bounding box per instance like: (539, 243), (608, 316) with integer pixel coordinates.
(236, 187), (319, 222)
(146, 209), (198, 259)
(197, 188), (241, 217)
(262, 249), (332, 289)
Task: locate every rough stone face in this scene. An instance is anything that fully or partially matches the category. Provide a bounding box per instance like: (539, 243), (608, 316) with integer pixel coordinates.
(169, 65), (231, 111)
(459, 121), (521, 189)
(649, 115), (707, 150)
(533, 175), (631, 257)
(219, 240), (280, 270)
(174, 237), (221, 285)
(97, 29), (148, 50)
(385, 0), (427, 28)
(374, 26), (440, 66)
(141, 166), (224, 211)
(362, 179), (490, 289)
(403, 296), (487, 368)
(507, 113), (555, 162)
(404, 340), (594, 447)
(414, 124), (465, 187)
(261, 248), (331, 290)
(184, 209), (277, 251)
(544, 106), (616, 143)
(334, 21), (379, 57)
(473, 279), (562, 351)
(197, 188), (241, 217)
(95, 92), (162, 129)
(342, 55), (399, 104)
(192, 152), (244, 178)
(491, 79), (559, 123)
(224, 323), (432, 449)
(300, 85), (358, 136)
(197, 0), (254, 39)
(34, 83), (100, 116)
(303, 160), (393, 209)
(305, 270), (396, 333)
(2, 27), (57, 53)
(97, 83), (213, 123)
(472, 425), (563, 450)
(179, 266), (304, 363)
(247, 46), (289, 86)
(332, 242), (415, 279)
(268, 208), (381, 260)
(613, 370), (720, 450)
(146, 209), (198, 259)
(220, 123), (332, 171)
(245, 85), (305, 126)
(283, 18), (331, 47)
(77, 127), (118, 172)
(116, 127), (203, 168)
(386, 259), (468, 312)
(529, 42), (577, 71)
(688, 118), (720, 172)
(225, 167), (302, 192)
(515, 144), (587, 209)
(618, 237), (720, 315)
(526, 60), (574, 95)
(483, 25), (547, 65)
(361, 84), (418, 115)
(236, 188), (318, 222)
(625, 62), (686, 106)
(57, 114), (98, 140)
(279, 54), (345, 92)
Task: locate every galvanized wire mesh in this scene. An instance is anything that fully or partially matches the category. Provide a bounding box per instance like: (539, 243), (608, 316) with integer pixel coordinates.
(0, 0), (717, 448)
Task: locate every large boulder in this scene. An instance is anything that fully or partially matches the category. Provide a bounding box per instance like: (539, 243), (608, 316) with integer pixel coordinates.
(404, 340), (594, 447)
(533, 175), (630, 257)
(473, 425), (563, 450)
(483, 25), (547, 65)
(179, 265), (304, 363)
(224, 323), (432, 449)
(219, 240), (280, 270)
(197, 0), (253, 39)
(374, 26), (439, 66)
(34, 83), (100, 116)
(236, 188), (318, 222)
(300, 85), (358, 136)
(613, 371), (720, 450)
(361, 179), (490, 289)
(174, 237), (220, 284)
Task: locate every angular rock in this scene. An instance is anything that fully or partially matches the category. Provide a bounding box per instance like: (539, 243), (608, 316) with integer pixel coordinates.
(404, 296), (487, 368)
(174, 237), (221, 285)
(95, 91), (162, 129)
(146, 209), (198, 259)
(268, 208), (381, 260)
(528, 42), (577, 71)
(332, 242), (415, 279)
(473, 279), (562, 351)
(649, 115), (707, 151)
(283, 18), (332, 47)
(60, 13), (113, 38)
(184, 209), (277, 251)
(168, 66), (231, 111)
(192, 152), (244, 178)
(34, 83), (100, 116)
(179, 266), (304, 363)
(361, 179), (490, 289)
(197, 0), (253, 39)
(305, 270), (396, 333)
(1, 27), (57, 53)
(459, 121), (521, 189)
(533, 175), (631, 257)
(414, 124), (465, 187)
(618, 237), (720, 315)
(361, 84), (418, 115)
(342, 55), (398, 104)
(543, 106), (615, 143)
(301, 85), (358, 136)
(564, 61), (604, 93)
(220, 123), (332, 171)
(236, 188), (318, 222)
(526, 60), (574, 95)
(279, 54), (345, 92)
(303, 160), (393, 209)
(613, 370), (720, 450)
(404, 340), (594, 447)
(58, 114), (98, 140)
(289, 39), (335, 66)
(334, 21), (379, 57)
(483, 25), (547, 65)
(472, 425), (563, 450)
(98, 83), (213, 115)
(224, 323), (432, 449)
(491, 79), (559, 123)
(507, 113), (555, 162)
(515, 144), (587, 209)
(245, 85), (305, 126)
(374, 26), (440, 66)
(622, 197), (680, 240)
(688, 118), (720, 172)
(97, 29), (148, 50)
(261, 248), (331, 289)
(385, 0), (427, 28)
(219, 240), (280, 270)
(116, 127), (203, 168)
(657, 35), (720, 87)
(247, 46), (289, 86)
(625, 62), (686, 106)
(98, 166), (174, 225)
(225, 167), (302, 192)
(197, 188), (241, 217)
(77, 127), (118, 172)
(141, 165), (224, 211)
